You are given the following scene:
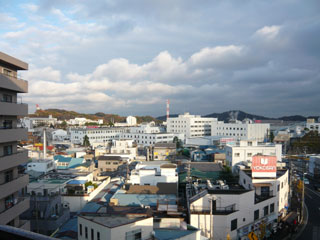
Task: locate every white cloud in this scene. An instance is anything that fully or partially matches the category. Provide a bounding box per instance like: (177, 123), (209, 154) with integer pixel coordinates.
(255, 25), (281, 39)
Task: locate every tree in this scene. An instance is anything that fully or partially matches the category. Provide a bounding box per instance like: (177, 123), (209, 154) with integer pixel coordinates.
(83, 135), (91, 147)
(269, 131), (275, 143)
(173, 136), (183, 149)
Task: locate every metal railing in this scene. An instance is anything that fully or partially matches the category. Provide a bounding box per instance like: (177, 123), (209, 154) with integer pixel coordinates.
(0, 99), (26, 104)
(255, 191), (274, 204)
(0, 197), (28, 215)
(0, 71), (27, 83)
(191, 203), (237, 214)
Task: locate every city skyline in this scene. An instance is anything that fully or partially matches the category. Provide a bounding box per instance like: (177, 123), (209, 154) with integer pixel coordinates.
(1, 0), (319, 117)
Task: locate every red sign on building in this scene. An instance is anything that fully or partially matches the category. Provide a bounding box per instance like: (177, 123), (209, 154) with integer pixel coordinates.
(252, 155), (277, 177)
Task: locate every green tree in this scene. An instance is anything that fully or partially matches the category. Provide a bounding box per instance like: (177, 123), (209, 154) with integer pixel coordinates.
(83, 135), (91, 147)
(269, 131), (275, 142)
(173, 136), (183, 149)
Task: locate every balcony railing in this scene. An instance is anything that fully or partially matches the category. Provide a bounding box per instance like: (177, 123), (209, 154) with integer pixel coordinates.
(0, 197), (29, 225)
(255, 191), (274, 204)
(190, 203), (237, 215)
(0, 150), (28, 172)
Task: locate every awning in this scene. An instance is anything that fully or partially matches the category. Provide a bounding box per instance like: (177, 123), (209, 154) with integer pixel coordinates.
(253, 183), (272, 187)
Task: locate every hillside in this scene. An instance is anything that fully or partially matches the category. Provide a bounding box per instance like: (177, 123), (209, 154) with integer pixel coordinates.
(29, 109), (161, 124)
(157, 110), (315, 122)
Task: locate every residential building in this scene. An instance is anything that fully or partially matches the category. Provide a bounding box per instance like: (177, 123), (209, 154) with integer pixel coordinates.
(120, 132), (182, 147)
(211, 120), (270, 142)
(27, 159), (56, 173)
(21, 190), (70, 236)
(78, 215), (154, 240)
(167, 112), (216, 139)
(51, 129), (68, 141)
(188, 167), (289, 239)
(152, 142), (176, 160)
(225, 140), (282, 173)
(110, 139), (137, 159)
(129, 162), (178, 186)
(306, 121), (320, 133)
(0, 51), (30, 229)
(114, 115), (137, 127)
(98, 155), (124, 172)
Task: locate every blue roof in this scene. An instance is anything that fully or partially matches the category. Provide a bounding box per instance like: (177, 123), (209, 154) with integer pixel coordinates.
(154, 229), (197, 240)
(80, 202), (102, 213)
(54, 155), (72, 163)
(68, 179), (87, 185)
(68, 158), (84, 168)
(54, 216), (78, 239)
(111, 190), (176, 207)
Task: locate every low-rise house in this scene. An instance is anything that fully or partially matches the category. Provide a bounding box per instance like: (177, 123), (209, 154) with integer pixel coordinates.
(78, 215), (154, 240)
(98, 155), (124, 172)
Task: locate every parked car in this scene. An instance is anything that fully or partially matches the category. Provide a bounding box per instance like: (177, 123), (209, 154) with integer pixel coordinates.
(314, 184), (320, 191)
(304, 179), (309, 184)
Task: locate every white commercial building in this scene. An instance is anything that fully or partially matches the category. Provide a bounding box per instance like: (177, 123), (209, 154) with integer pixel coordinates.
(306, 122), (320, 133)
(211, 120), (270, 142)
(67, 118), (104, 126)
(21, 115), (57, 130)
(51, 129), (68, 141)
(226, 140), (282, 173)
(129, 162), (178, 186)
(189, 168), (289, 239)
(70, 127), (127, 145)
(167, 113), (216, 139)
(114, 116), (137, 127)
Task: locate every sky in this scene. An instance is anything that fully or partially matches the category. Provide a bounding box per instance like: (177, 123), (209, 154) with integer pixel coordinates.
(1, 0), (320, 117)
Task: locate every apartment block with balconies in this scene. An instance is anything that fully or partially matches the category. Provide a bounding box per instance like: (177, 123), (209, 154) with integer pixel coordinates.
(0, 51), (29, 229)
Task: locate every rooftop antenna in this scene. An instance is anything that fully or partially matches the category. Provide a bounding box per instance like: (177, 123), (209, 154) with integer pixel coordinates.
(166, 99), (170, 121)
(43, 128), (47, 159)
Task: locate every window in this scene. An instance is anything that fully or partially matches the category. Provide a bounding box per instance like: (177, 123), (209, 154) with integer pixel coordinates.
(79, 224), (82, 236)
(264, 205), (269, 216)
(5, 170), (13, 183)
(254, 210), (259, 220)
(97, 232), (100, 240)
(4, 145), (13, 156)
(248, 141), (252, 146)
(91, 228), (94, 240)
(235, 153), (240, 157)
(247, 153), (252, 157)
(281, 182), (283, 189)
(126, 229), (142, 240)
(231, 219), (237, 231)
(277, 185), (280, 192)
(85, 227), (88, 239)
(270, 203), (275, 213)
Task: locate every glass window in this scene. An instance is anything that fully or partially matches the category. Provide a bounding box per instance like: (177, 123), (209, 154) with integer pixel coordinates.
(270, 203), (275, 213)
(126, 229), (142, 240)
(79, 224), (82, 236)
(254, 210), (259, 220)
(231, 219), (237, 231)
(264, 205), (269, 216)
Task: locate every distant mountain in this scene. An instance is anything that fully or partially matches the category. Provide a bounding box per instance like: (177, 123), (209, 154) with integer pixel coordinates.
(29, 109), (161, 124)
(157, 110), (315, 122)
(204, 110), (272, 121)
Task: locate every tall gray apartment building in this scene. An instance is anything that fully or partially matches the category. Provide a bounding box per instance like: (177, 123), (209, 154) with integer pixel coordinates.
(0, 52), (29, 229)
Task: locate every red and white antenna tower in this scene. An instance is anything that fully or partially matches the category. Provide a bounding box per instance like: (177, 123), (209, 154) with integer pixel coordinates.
(166, 99), (170, 121)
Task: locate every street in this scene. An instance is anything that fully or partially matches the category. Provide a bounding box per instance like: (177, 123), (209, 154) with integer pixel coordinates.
(296, 184), (320, 240)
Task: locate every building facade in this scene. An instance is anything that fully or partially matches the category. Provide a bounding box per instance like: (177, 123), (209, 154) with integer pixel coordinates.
(167, 113), (216, 139)
(211, 121), (270, 142)
(225, 140), (282, 173)
(0, 52), (30, 229)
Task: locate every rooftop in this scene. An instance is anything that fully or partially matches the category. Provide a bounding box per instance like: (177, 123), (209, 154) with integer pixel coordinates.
(242, 169), (288, 178)
(80, 214), (151, 228)
(98, 156), (123, 161)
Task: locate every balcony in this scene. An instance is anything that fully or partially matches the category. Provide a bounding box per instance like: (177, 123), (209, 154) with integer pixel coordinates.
(0, 174), (29, 200)
(0, 73), (28, 93)
(0, 150), (28, 172)
(190, 204), (238, 215)
(0, 127), (28, 143)
(0, 197), (30, 225)
(0, 101), (28, 116)
(255, 191), (274, 204)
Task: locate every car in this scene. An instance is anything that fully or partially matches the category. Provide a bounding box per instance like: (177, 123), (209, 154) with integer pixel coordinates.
(304, 179), (309, 184)
(314, 184), (320, 191)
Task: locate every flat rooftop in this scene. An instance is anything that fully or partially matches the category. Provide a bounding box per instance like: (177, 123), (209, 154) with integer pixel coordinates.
(242, 169), (288, 178)
(80, 215), (151, 228)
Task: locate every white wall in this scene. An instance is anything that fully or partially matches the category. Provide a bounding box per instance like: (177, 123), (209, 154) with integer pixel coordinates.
(78, 216), (153, 240)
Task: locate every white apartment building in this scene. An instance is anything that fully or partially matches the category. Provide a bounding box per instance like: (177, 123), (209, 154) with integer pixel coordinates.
(167, 113), (216, 139)
(109, 139), (137, 160)
(306, 122), (320, 133)
(27, 159), (56, 173)
(129, 162), (178, 186)
(225, 140), (282, 173)
(212, 120), (270, 142)
(70, 127), (127, 145)
(189, 169), (289, 239)
(114, 116), (137, 127)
